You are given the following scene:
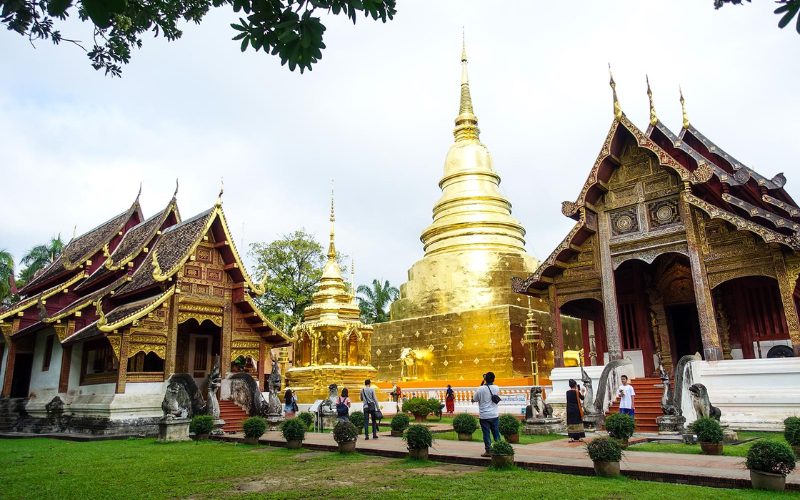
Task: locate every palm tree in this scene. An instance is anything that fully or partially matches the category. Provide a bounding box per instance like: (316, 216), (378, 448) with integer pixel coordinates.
(0, 249), (15, 304)
(18, 235), (64, 286)
(357, 279), (399, 324)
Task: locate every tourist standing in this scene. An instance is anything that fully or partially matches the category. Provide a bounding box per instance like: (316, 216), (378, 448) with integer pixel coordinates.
(618, 375), (635, 418)
(445, 385), (455, 415)
(284, 389), (296, 417)
(360, 379), (380, 440)
(390, 381), (400, 403)
(336, 387), (352, 422)
(472, 372), (501, 457)
(565, 379), (585, 442)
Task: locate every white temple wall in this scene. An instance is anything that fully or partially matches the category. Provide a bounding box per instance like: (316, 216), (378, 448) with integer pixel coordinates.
(0, 341), (8, 392)
(26, 329), (63, 416)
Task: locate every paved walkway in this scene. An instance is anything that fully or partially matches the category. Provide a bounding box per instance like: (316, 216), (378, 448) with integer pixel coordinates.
(220, 430), (800, 491)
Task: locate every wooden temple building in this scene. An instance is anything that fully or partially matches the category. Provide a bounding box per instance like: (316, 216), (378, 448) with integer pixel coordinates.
(0, 187), (287, 434)
(512, 76), (800, 377)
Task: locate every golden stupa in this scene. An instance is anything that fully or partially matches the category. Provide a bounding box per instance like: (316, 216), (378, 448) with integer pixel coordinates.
(286, 192), (376, 402)
(372, 42), (576, 383)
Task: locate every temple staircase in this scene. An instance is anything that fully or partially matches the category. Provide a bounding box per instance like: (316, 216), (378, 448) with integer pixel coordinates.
(219, 400), (248, 434)
(605, 377), (663, 433)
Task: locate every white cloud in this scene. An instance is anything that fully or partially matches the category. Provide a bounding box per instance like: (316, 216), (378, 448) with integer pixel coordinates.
(0, 0), (798, 289)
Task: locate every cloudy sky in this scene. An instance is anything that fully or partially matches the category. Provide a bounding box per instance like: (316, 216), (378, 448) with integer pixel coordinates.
(1, 1), (797, 289)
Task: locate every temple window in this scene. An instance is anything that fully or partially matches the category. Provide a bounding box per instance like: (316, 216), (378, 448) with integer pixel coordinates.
(80, 339), (117, 384)
(42, 334), (55, 371)
(127, 351), (165, 373)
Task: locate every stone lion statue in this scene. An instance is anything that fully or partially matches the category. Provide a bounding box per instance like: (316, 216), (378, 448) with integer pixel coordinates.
(162, 380), (192, 420)
(688, 383), (721, 421)
(526, 386), (553, 420)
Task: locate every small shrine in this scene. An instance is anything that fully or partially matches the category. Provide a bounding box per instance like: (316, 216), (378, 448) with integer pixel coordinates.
(285, 193), (376, 402)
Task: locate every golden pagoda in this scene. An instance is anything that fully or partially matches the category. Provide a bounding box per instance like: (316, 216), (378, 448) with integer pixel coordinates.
(285, 191), (376, 402)
(371, 41), (578, 384)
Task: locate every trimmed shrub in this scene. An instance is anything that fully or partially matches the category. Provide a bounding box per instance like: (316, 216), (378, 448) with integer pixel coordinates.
(746, 440), (797, 476)
(403, 397), (432, 419)
(691, 417), (723, 444)
(490, 440), (515, 456)
(297, 411), (314, 429)
(189, 415), (214, 435)
(403, 424), (433, 450)
(784, 416), (800, 446)
(280, 418), (306, 442)
(391, 413), (411, 432)
(242, 416), (267, 439)
(605, 413), (635, 440)
(499, 414), (521, 438)
(452, 413), (479, 435)
(333, 420), (359, 444)
(586, 436), (623, 462)
(349, 411), (365, 429)
(427, 398), (443, 416)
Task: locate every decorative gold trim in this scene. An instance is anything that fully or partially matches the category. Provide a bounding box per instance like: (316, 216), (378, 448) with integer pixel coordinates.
(97, 287), (176, 333)
(0, 272), (86, 323)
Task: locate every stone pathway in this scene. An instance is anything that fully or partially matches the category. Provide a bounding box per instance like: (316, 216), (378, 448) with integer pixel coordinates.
(220, 430), (800, 491)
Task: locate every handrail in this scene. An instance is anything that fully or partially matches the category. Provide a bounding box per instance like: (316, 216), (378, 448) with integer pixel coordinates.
(673, 354), (701, 417)
(593, 359), (634, 415)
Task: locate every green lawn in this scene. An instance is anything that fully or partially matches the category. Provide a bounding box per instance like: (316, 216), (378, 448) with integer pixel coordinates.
(1, 438), (794, 499)
(628, 431), (787, 458)
(432, 429), (564, 445)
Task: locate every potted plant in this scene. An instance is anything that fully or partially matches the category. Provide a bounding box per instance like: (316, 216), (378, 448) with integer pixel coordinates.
(349, 411), (365, 430)
(586, 436), (623, 477)
(297, 411), (314, 430)
(691, 417), (724, 455)
(746, 440), (797, 491)
(403, 397), (432, 422)
(242, 416), (267, 445)
(390, 413), (410, 437)
(280, 417), (306, 449)
(190, 415), (214, 440)
(452, 413), (478, 441)
(333, 420), (359, 453)
(784, 416), (800, 456)
(489, 440), (515, 468)
(499, 414), (521, 444)
(403, 424), (433, 460)
(604, 413), (634, 448)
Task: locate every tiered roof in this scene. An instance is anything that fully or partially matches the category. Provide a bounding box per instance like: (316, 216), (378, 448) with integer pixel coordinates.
(512, 79), (800, 295)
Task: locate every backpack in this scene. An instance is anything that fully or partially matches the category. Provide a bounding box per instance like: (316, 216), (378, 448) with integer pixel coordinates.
(336, 397), (349, 418)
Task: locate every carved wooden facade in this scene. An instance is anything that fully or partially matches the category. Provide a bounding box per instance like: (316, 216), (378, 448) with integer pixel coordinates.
(514, 112), (800, 374)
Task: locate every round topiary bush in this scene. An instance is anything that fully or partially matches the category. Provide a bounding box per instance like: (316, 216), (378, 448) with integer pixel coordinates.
(746, 440), (797, 476)
(403, 397), (432, 420)
(333, 420), (359, 444)
(391, 413), (411, 432)
(490, 440), (515, 456)
(604, 413), (635, 440)
(190, 415), (214, 435)
(403, 424), (433, 450)
(280, 418), (307, 443)
(586, 436), (623, 463)
(427, 398), (443, 417)
(499, 414), (521, 438)
(452, 413), (479, 435)
(691, 417), (724, 444)
(297, 411), (314, 429)
(242, 416), (267, 439)
(784, 416), (800, 446)
(349, 411), (365, 429)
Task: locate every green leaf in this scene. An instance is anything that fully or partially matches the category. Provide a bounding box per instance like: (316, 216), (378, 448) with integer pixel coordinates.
(241, 35), (250, 52)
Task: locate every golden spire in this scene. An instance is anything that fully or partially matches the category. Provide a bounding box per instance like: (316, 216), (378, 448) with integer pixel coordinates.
(453, 33), (480, 142)
(646, 75), (658, 126)
(609, 64), (623, 121)
(350, 257), (357, 303)
(679, 86), (690, 129)
(328, 181), (336, 259)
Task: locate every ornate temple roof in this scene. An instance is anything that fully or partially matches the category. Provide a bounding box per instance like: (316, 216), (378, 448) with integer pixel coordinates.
(19, 194), (143, 295)
(512, 77), (800, 295)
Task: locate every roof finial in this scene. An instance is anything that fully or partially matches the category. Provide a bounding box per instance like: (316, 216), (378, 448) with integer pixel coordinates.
(216, 177), (224, 206)
(173, 178), (179, 198)
(609, 64), (623, 121)
(350, 257), (356, 301)
(136, 182), (142, 202)
(328, 180), (336, 259)
(72, 224), (77, 240)
(646, 75), (658, 126)
(454, 31), (480, 142)
(679, 86), (690, 129)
